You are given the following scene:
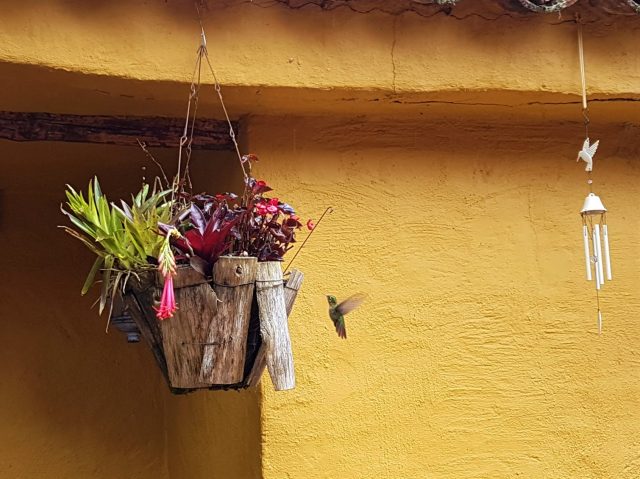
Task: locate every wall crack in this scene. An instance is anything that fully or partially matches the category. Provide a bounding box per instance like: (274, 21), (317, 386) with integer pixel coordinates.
(391, 16), (398, 94)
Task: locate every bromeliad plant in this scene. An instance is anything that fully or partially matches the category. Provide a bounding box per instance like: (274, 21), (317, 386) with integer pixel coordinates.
(62, 156), (314, 321)
(61, 178), (172, 315)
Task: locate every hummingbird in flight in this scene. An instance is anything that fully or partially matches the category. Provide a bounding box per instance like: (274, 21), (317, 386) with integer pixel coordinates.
(326, 293), (366, 339)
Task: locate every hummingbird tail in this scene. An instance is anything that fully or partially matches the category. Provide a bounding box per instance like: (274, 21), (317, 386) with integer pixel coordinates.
(336, 322), (347, 339)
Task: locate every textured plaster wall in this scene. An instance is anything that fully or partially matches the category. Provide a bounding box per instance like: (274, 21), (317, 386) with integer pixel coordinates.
(0, 141), (169, 479)
(248, 114), (640, 478)
(0, 140), (258, 478)
(164, 389), (262, 479)
(1, 1), (640, 478)
(1, 0), (640, 114)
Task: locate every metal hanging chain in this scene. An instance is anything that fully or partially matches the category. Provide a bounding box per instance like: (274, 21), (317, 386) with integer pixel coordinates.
(202, 52), (248, 179)
(182, 46), (204, 192)
(194, 14), (249, 179)
(173, 42), (206, 204)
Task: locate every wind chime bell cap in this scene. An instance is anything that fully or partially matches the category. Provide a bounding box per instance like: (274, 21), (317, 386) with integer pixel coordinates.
(581, 193), (607, 215)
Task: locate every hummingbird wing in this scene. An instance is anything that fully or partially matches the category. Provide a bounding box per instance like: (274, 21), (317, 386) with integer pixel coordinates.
(577, 138), (590, 163)
(335, 293), (366, 316)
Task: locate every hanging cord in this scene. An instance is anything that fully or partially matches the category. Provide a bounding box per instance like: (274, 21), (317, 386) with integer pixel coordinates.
(595, 269), (603, 335)
(577, 19), (594, 193)
(577, 20), (590, 140)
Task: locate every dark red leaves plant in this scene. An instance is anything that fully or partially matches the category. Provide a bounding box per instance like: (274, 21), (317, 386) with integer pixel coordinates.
(158, 170), (309, 276)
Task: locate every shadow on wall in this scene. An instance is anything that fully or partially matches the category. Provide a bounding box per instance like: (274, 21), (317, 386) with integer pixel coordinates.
(0, 139), (261, 479)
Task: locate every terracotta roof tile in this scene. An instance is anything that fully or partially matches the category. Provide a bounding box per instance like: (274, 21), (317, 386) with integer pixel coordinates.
(279, 0), (640, 15)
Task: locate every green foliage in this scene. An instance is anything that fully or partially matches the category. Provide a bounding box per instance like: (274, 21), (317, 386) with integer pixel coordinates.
(60, 177), (172, 314)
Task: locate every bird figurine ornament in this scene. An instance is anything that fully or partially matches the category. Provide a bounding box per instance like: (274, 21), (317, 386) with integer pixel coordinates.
(326, 293), (366, 339)
(577, 137), (599, 172)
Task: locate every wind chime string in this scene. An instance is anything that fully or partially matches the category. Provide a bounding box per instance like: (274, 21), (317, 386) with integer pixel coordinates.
(576, 20), (610, 335)
(577, 20), (593, 193)
(577, 22), (588, 113)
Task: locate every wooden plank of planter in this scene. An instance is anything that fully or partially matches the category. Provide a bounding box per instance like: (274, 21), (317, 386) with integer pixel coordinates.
(200, 256), (258, 385)
(0, 111), (237, 150)
(254, 262), (296, 391)
(158, 267), (218, 389)
(245, 269), (303, 388)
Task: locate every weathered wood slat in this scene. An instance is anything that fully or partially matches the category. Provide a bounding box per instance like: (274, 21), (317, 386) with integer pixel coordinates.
(155, 266), (221, 389)
(246, 269), (303, 388)
(0, 111), (237, 150)
(200, 256), (258, 384)
(255, 262), (296, 391)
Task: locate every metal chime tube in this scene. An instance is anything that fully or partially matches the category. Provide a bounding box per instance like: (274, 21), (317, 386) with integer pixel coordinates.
(582, 224), (592, 281)
(595, 224), (605, 285)
(603, 224), (612, 280)
(592, 228), (601, 289)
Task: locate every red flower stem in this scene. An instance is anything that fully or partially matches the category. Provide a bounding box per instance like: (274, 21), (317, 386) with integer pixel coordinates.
(283, 206), (333, 274)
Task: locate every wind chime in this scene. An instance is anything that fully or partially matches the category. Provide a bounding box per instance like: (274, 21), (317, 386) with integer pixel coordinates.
(576, 22), (612, 334)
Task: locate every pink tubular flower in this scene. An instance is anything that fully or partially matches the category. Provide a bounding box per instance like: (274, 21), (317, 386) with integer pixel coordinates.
(155, 274), (177, 320)
(306, 219), (315, 231)
(154, 229), (179, 320)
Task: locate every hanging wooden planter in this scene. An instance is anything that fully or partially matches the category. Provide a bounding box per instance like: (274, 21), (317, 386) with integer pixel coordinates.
(62, 30), (311, 395)
(119, 258), (302, 393)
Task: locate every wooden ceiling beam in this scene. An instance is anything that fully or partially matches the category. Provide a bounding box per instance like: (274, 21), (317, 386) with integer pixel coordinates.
(0, 111), (238, 150)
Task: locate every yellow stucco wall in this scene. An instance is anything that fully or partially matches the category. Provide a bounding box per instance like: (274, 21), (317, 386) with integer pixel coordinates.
(0, 141), (169, 478)
(248, 115), (640, 478)
(2, 0), (640, 120)
(0, 141), (260, 478)
(1, 1), (640, 478)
